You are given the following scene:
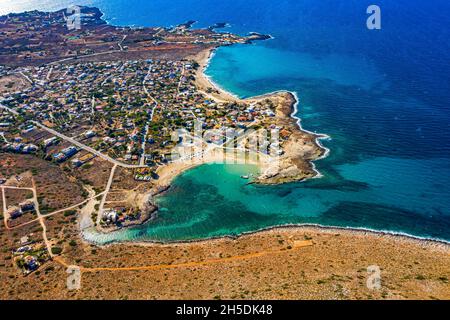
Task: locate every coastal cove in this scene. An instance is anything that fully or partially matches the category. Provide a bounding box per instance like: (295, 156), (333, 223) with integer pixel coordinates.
(2, 0), (450, 245)
(2, 1), (450, 302)
(80, 0), (450, 245)
(83, 159), (450, 245)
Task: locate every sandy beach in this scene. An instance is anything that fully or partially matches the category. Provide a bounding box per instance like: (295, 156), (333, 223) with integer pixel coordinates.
(192, 48), (241, 103)
(1, 2), (449, 302)
(152, 47), (327, 191)
(88, 46), (448, 254)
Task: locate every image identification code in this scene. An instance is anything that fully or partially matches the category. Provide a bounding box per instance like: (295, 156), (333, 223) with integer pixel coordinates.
(176, 304), (273, 317)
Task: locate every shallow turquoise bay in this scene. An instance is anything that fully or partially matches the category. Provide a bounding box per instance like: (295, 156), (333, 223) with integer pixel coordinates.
(84, 156), (450, 244)
(86, 0), (450, 244)
(4, 0), (449, 243)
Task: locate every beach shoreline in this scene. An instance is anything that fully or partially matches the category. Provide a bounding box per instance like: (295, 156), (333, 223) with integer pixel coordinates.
(192, 48), (331, 180)
(80, 44), (450, 247)
(2, 5), (450, 301)
(141, 45), (329, 195)
(82, 46), (450, 248)
(50, 12), (446, 251)
(83, 221), (450, 248)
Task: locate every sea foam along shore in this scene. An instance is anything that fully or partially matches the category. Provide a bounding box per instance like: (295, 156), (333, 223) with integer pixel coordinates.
(251, 224), (450, 246)
(80, 25), (446, 248)
(291, 91), (331, 179)
(82, 220), (450, 247)
(197, 48), (241, 101)
(193, 48), (450, 246)
(196, 46), (331, 180)
(82, 45), (450, 246)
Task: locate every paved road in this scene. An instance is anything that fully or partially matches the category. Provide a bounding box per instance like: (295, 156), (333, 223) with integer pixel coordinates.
(97, 164), (117, 225)
(0, 132), (9, 143)
(118, 35), (127, 51)
(177, 64), (185, 94)
(46, 66), (53, 81)
(1, 187), (8, 230)
(47, 49), (121, 66)
(0, 102), (19, 116)
(48, 37), (126, 66)
(140, 65), (158, 166)
(32, 121), (146, 168)
(0, 103), (147, 169)
(19, 71), (34, 85)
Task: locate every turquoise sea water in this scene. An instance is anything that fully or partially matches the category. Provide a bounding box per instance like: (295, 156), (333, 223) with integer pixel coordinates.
(2, 1), (450, 242)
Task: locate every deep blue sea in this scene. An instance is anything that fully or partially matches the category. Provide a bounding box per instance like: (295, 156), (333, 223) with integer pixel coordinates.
(2, 0), (450, 242)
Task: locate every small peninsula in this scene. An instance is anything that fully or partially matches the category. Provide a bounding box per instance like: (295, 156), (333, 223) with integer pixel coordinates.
(0, 6), (327, 234)
(0, 6), (448, 301)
